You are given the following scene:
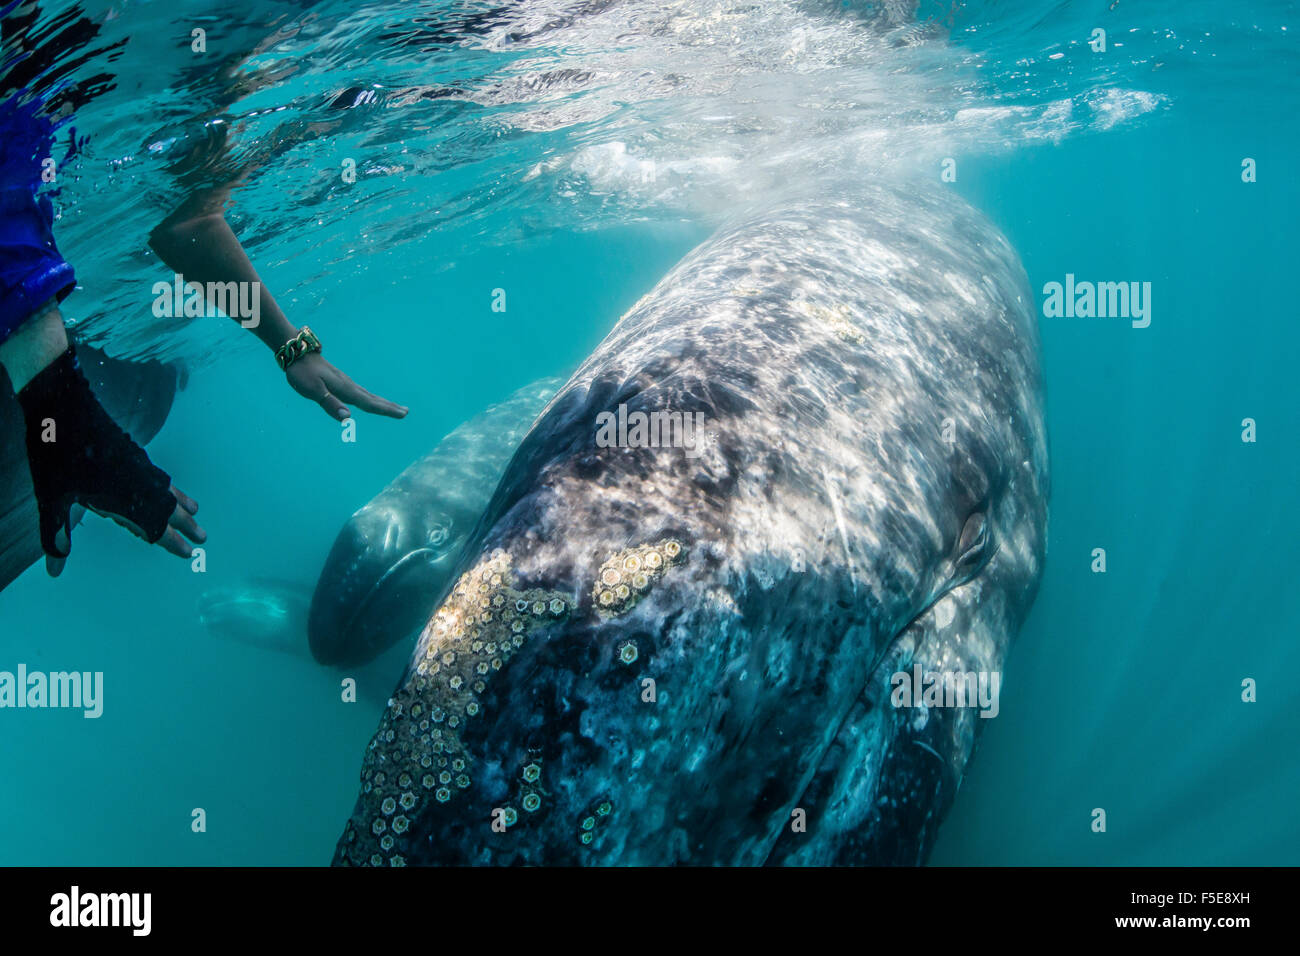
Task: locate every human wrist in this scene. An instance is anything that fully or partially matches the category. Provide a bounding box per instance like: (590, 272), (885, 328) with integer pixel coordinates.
(0, 301), (69, 392)
(275, 326), (322, 371)
(254, 313), (298, 353)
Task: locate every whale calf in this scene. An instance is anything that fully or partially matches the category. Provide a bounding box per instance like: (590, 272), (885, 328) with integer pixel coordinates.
(309, 379), (562, 668)
(200, 578), (315, 657)
(333, 183), (1048, 865)
(199, 576), (417, 707)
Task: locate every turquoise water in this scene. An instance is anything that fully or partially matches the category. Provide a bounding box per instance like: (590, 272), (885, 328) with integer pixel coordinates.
(1, 0), (1297, 865)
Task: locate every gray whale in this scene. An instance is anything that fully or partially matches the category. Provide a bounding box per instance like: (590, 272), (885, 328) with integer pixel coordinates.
(333, 183), (1048, 865)
(309, 379), (561, 667)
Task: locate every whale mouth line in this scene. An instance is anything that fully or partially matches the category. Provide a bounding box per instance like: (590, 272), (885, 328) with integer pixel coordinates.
(335, 547), (443, 649)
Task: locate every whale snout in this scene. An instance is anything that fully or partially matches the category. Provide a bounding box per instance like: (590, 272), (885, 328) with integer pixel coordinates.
(308, 508), (456, 667)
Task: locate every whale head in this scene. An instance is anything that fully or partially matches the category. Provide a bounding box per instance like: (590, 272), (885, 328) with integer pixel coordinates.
(309, 380), (563, 668)
(308, 500), (471, 667)
(333, 186), (1048, 865)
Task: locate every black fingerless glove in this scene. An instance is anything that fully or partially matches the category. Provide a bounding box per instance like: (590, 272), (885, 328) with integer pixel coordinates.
(16, 345), (175, 557)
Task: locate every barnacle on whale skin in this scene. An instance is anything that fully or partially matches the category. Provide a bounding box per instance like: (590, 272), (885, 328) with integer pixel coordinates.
(795, 298), (865, 345)
(338, 549), (570, 866)
(576, 795), (614, 848)
(591, 539), (686, 617)
(514, 750), (548, 821)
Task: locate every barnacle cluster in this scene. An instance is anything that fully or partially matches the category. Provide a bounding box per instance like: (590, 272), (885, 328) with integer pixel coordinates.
(337, 550), (570, 866)
(577, 796), (614, 848)
(795, 298), (864, 345)
(591, 539), (685, 618)
(824, 305), (865, 344)
(516, 749), (547, 818)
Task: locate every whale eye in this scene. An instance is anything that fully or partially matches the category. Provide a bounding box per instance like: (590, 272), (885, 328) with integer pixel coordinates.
(954, 512), (991, 571)
(424, 514), (456, 555)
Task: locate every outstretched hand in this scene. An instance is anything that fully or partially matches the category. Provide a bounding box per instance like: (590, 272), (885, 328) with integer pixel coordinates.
(47, 486), (205, 577)
(285, 352), (408, 421)
(15, 345), (208, 577)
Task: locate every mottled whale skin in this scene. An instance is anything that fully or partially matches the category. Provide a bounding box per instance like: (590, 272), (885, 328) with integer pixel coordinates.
(333, 183), (1048, 866)
(309, 379), (561, 668)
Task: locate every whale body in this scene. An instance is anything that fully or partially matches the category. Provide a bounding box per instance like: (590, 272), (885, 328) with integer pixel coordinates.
(333, 183), (1048, 866)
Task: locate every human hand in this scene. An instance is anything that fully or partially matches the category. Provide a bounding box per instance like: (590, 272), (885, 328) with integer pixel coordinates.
(17, 346), (207, 576)
(45, 486), (204, 577)
(284, 351), (408, 421)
